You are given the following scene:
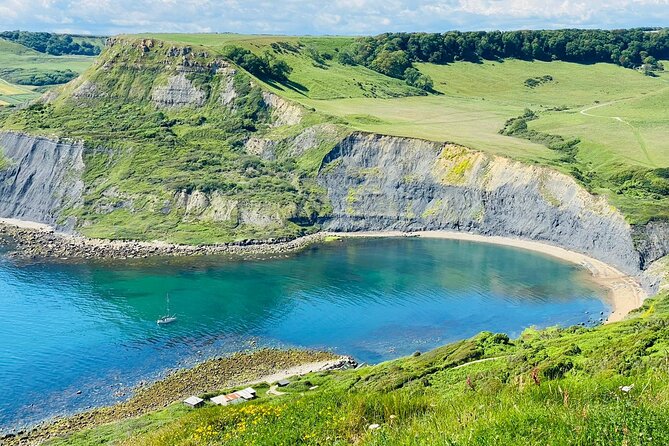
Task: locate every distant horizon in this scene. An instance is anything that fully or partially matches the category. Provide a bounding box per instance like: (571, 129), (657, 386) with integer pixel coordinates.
(1, 0), (667, 36)
(2, 26), (668, 39)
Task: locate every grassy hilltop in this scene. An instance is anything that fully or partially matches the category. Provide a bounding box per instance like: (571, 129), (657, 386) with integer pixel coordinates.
(1, 30), (667, 245)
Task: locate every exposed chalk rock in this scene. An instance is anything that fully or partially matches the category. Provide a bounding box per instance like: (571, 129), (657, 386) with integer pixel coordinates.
(151, 74), (206, 108)
(262, 91), (303, 126)
(72, 80), (105, 100)
(245, 138), (277, 160)
(317, 133), (653, 278)
(218, 66), (238, 106)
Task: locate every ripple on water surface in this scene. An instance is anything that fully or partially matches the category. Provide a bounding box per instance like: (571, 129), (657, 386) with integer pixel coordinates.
(0, 237), (609, 430)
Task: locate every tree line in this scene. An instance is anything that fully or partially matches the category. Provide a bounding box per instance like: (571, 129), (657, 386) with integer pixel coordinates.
(0, 68), (78, 86)
(0, 31), (102, 56)
(223, 46), (292, 81)
(338, 28), (668, 88)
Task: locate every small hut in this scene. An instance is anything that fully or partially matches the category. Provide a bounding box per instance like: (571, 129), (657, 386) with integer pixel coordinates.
(238, 387), (256, 399)
(277, 379), (290, 388)
(183, 396), (204, 408)
(210, 387), (257, 406)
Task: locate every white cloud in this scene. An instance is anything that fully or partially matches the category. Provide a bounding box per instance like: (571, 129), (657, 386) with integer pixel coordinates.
(0, 0), (666, 35)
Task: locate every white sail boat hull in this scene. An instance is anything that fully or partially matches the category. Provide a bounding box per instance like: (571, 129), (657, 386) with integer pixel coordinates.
(157, 293), (177, 325)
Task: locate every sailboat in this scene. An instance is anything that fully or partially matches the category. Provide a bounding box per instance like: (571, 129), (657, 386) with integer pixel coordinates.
(157, 294), (177, 325)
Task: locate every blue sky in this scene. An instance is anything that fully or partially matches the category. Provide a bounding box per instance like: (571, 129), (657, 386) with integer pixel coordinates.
(1, 0), (668, 35)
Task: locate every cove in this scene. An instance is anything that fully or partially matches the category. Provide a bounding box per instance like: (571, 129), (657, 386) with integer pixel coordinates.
(0, 237), (609, 430)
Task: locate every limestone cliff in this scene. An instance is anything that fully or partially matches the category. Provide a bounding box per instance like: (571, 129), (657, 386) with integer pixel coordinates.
(0, 127), (666, 284)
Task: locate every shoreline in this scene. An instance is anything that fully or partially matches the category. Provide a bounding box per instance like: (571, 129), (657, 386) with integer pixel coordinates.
(332, 230), (647, 323)
(1, 349), (354, 445)
(0, 218), (647, 321)
(0, 218), (327, 260)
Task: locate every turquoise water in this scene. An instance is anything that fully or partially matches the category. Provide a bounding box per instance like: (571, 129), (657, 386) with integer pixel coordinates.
(0, 237), (609, 430)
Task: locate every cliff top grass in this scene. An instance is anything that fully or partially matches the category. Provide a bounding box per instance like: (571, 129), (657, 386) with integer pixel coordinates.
(1, 32), (667, 242)
(41, 290), (669, 446)
(119, 34), (669, 223)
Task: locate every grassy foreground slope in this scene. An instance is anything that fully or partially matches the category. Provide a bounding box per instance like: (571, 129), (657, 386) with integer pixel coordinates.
(45, 287), (669, 446)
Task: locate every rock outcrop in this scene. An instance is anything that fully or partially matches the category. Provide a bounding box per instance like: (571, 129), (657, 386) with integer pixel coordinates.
(218, 66), (238, 106)
(173, 190), (292, 228)
(0, 131), (84, 230)
(317, 133), (661, 279)
(151, 74), (207, 108)
(262, 91), (303, 126)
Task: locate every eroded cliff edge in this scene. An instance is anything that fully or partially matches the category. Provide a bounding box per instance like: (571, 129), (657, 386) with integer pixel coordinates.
(0, 131), (84, 231)
(0, 128), (666, 291)
(317, 133), (668, 286)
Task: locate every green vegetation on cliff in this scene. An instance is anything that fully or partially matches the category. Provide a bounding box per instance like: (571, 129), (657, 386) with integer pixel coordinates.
(1, 37), (342, 243)
(1, 31), (668, 242)
(43, 289), (669, 446)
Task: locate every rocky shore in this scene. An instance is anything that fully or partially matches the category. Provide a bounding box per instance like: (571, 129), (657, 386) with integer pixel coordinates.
(2, 349), (355, 446)
(0, 223), (327, 261)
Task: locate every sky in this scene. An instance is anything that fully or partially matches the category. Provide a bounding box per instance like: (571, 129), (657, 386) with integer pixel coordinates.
(0, 0), (668, 36)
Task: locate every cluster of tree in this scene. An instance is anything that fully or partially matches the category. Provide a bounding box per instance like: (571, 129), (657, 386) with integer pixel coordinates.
(524, 75), (554, 88)
(344, 29), (668, 81)
(638, 52), (665, 76)
(500, 109), (580, 161)
(338, 47), (434, 91)
(0, 68), (78, 86)
(222, 46), (292, 81)
(0, 31), (102, 56)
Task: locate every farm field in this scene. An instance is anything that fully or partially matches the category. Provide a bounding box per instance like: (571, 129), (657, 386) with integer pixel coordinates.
(281, 60), (668, 169)
(0, 79), (39, 105)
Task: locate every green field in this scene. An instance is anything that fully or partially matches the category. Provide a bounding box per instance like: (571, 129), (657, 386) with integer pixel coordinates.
(277, 60), (667, 167)
(0, 79), (39, 105)
(0, 38), (96, 105)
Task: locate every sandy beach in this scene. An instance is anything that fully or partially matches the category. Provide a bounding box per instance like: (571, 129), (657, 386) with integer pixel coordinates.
(330, 230), (647, 323)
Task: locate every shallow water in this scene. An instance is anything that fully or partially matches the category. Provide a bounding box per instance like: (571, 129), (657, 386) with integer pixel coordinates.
(0, 237), (608, 430)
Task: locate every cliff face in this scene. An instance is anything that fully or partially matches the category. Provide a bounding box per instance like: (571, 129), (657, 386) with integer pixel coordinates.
(317, 133), (654, 277)
(0, 131), (84, 230)
(0, 37), (665, 277)
(0, 128), (665, 283)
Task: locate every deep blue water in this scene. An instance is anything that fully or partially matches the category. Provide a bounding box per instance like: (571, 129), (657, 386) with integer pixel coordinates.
(0, 237), (609, 430)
